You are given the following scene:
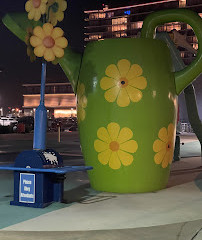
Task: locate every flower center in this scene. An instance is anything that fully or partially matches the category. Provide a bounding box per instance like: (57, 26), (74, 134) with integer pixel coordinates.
(32, 0), (41, 8)
(43, 36), (55, 48)
(166, 141), (172, 151)
(119, 77), (128, 88)
(109, 141), (119, 152)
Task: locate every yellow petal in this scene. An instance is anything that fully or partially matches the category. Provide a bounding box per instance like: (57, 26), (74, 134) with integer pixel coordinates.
(52, 45), (64, 58)
(162, 151), (170, 168)
(77, 83), (85, 96)
(97, 127), (111, 143)
(44, 48), (55, 61)
(80, 96), (87, 108)
(33, 26), (45, 39)
(107, 122), (120, 141)
(43, 23), (53, 36)
(126, 64), (143, 79)
(120, 140), (138, 153)
(94, 140), (109, 152)
(100, 77), (117, 90)
(117, 59), (131, 77)
(98, 149), (111, 165)
(34, 45), (45, 57)
(39, 3), (47, 14)
(52, 27), (64, 39)
(34, 9), (41, 21)
(51, 16), (58, 27)
(153, 139), (166, 152)
(77, 107), (85, 122)
(25, 1), (32, 12)
(42, 0), (48, 3)
(55, 37), (68, 48)
(105, 64), (120, 79)
(109, 152), (121, 169)
(56, 11), (64, 21)
(117, 127), (133, 144)
(128, 76), (147, 90)
(104, 86), (120, 103)
(158, 127), (168, 143)
(59, 0), (67, 11)
(154, 148), (166, 165)
(118, 150), (133, 166)
(28, 8), (35, 20)
(117, 88), (130, 107)
(126, 85), (142, 103)
(30, 36), (42, 47)
(168, 123), (175, 140)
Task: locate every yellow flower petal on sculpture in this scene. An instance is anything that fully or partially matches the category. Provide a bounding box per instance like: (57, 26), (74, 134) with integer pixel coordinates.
(126, 64), (143, 80)
(168, 123), (175, 139)
(104, 86), (120, 103)
(153, 139), (166, 152)
(30, 36), (42, 47)
(162, 152), (170, 168)
(117, 127), (133, 144)
(25, 1), (32, 11)
(158, 127), (168, 143)
(28, 8), (36, 20)
(120, 140), (138, 153)
(77, 106), (85, 122)
(59, 0), (67, 11)
(33, 26), (45, 39)
(128, 76), (147, 90)
(80, 95), (87, 108)
(117, 59), (131, 77)
(44, 48), (55, 61)
(34, 45), (46, 57)
(52, 45), (64, 58)
(118, 150), (133, 166)
(97, 127), (111, 143)
(100, 77), (117, 90)
(107, 122), (120, 141)
(77, 83), (85, 96)
(126, 85), (142, 103)
(55, 37), (68, 48)
(117, 88), (130, 107)
(52, 27), (64, 39)
(94, 140), (109, 152)
(154, 149), (166, 165)
(98, 149), (111, 165)
(56, 11), (64, 21)
(39, 3), (47, 14)
(109, 152), (121, 170)
(105, 64), (120, 79)
(34, 9), (41, 21)
(43, 23), (53, 36)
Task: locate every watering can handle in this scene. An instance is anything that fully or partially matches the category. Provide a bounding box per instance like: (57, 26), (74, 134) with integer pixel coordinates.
(141, 9), (202, 95)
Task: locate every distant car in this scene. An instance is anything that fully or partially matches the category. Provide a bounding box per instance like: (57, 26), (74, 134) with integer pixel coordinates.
(17, 116), (34, 133)
(0, 117), (18, 126)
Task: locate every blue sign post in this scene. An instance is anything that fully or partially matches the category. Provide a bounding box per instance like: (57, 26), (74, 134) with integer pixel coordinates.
(19, 173), (35, 203)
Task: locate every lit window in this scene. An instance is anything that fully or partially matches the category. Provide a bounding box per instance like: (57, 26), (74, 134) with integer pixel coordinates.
(131, 21), (143, 30)
(199, 13), (202, 18)
(112, 17), (127, 25)
(192, 43), (198, 50)
(179, 0), (186, 8)
(181, 52), (185, 58)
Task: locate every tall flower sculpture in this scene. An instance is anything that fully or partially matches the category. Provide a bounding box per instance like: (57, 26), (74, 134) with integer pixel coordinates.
(153, 123), (175, 168)
(100, 59), (147, 107)
(30, 23), (68, 62)
(25, 0), (48, 21)
(46, 0), (67, 26)
(94, 122), (138, 170)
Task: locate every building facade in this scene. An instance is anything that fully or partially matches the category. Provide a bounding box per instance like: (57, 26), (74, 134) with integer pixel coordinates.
(23, 83), (77, 118)
(84, 0), (202, 65)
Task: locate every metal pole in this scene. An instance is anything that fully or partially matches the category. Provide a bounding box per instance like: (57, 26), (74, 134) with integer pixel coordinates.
(33, 62), (47, 150)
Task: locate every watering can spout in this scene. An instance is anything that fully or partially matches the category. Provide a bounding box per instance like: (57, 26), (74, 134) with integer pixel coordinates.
(59, 47), (82, 93)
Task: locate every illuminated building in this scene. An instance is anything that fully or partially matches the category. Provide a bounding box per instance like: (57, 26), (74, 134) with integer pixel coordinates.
(23, 83), (77, 118)
(84, 0), (202, 65)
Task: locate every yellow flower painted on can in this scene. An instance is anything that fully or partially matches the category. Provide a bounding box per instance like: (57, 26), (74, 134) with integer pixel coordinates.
(100, 59), (147, 107)
(94, 122), (138, 170)
(46, 0), (67, 26)
(153, 123), (175, 168)
(30, 23), (68, 62)
(25, 0), (48, 21)
(77, 83), (87, 123)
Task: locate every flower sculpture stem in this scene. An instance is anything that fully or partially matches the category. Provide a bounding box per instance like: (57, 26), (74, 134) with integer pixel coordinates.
(33, 61), (47, 150)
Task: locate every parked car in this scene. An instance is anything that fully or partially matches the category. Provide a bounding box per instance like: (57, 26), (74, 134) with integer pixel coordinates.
(17, 116), (34, 133)
(0, 117), (18, 126)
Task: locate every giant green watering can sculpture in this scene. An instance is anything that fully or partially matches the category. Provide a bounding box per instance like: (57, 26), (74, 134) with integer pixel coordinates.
(3, 9), (202, 192)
